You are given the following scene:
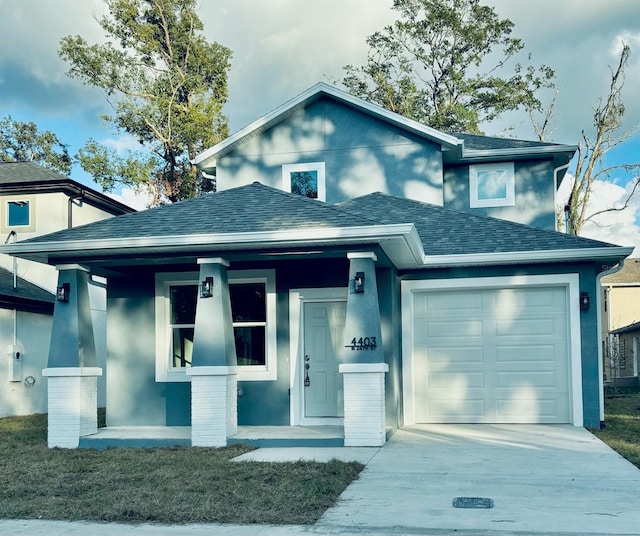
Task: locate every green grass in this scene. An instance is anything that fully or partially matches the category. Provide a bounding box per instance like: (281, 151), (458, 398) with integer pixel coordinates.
(0, 414), (363, 525)
(592, 390), (640, 469)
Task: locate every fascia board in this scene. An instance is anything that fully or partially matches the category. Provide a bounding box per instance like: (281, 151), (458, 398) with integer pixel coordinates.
(460, 145), (578, 162)
(421, 247), (634, 268)
(193, 83), (462, 167)
(0, 223), (421, 262)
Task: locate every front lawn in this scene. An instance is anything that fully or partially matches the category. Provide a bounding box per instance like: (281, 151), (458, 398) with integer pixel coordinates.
(593, 389), (640, 469)
(0, 414), (363, 525)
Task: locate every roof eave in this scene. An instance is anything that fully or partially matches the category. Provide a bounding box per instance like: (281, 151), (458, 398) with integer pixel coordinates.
(420, 246), (634, 268)
(454, 145), (578, 164)
(1, 224), (425, 268)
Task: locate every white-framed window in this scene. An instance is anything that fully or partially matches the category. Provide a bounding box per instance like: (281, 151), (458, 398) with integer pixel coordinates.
(469, 162), (515, 208)
(155, 269), (277, 382)
(282, 162), (326, 201)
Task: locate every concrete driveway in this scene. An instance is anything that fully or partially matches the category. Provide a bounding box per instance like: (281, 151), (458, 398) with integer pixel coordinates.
(318, 424), (640, 535)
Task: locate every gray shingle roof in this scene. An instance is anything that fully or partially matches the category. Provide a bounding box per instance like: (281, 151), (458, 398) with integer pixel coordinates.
(17, 182), (620, 258)
(449, 132), (565, 151)
(20, 182), (377, 244)
(0, 161), (135, 215)
(0, 266), (54, 310)
(602, 258), (640, 284)
(337, 192), (618, 256)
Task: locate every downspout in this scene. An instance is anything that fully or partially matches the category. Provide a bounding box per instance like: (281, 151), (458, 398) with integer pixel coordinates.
(596, 260), (626, 426)
(68, 189), (85, 229)
(553, 162), (571, 232)
(4, 231), (17, 289)
(201, 170), (217, 192)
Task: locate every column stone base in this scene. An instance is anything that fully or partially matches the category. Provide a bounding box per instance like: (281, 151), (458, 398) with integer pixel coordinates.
(42, 367), (102, 449)
(339, 363), (389, 447)
(187, 366), (237, 447)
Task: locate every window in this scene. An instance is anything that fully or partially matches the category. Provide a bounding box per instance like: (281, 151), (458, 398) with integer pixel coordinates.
(155, 270), (276, 382)
(7, 200), (30, 226)
(2, 197), (36, 233)
(469, 163), (515, 208)
(282, 162), (326, 201)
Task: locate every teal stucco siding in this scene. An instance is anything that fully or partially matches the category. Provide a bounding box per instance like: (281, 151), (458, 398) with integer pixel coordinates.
(216, 98), (444, 205)
(443, 159), (557, 231)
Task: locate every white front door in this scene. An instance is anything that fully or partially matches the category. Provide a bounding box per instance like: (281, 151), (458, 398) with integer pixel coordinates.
(303, 301), (346, 419)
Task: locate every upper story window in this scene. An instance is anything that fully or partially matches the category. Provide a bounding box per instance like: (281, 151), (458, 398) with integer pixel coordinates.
(282, 162), (326, 201)
(2, 196), (36, 233)
(469, 163), (515, 208)
(155, 269), (277, 382)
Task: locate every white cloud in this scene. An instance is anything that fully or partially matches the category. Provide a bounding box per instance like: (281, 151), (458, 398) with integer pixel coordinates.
(106, 187), (153, 212)
(102, 135), (142, 156)
(558, 175), (640, 255)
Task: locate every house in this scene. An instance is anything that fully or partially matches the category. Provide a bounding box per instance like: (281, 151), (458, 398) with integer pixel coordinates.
(1, 84), (632, 448)
(601, 259), (640, 384)
(0, 162), (135, 417)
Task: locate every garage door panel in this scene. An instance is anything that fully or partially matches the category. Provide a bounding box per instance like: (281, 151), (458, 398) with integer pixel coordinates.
(423, 319), (483, 338)
(429, 371), (485, 389)
(496, 370), (564, 389)
(495, 345), (564, 364)
(411, 285), (571, 424)
(427, 346), (485, 365)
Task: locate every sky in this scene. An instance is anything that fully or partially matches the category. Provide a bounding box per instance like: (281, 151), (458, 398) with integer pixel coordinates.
(1, 0), (639, 253)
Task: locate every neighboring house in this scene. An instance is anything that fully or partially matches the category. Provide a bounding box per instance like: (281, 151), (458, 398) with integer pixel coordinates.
(0, 162), (135, 417)
(601, 259), (640, 383)
(606, 322), (640, 387)
(1, 84), (632, 449)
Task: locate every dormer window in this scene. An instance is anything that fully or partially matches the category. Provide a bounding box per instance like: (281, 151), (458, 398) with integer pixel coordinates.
(469, 163), (515, 208)
(282, 162), (326, 201)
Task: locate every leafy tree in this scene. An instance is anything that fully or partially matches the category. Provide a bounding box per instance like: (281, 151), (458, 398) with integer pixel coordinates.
(341, 0), (554, 134)
(556, 45), (639, 235)
(59, 0), (232, 203)
(0, 116), (72, 176)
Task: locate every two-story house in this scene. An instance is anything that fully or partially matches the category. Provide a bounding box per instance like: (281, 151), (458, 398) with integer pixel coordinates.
(2, 84), (632, 449)
(0, 161), (135, 417)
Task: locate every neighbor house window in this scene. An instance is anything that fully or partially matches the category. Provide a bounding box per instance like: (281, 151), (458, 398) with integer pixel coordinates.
(469, 163), (515, 208)
(282, 162), (326, 201)
(2, 196), (36, 234)
(155, 270), (276, 382)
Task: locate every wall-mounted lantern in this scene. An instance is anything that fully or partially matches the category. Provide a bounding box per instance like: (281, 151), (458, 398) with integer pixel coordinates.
(200, 276), (214, 298)
(354, 272), (365, 294)
(56, 282), (70, 302)
(580, 291), (590, 311)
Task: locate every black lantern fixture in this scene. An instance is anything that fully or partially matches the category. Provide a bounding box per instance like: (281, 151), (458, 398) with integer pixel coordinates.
(56, 282), (70, 302)
(354, 272), (365, 293)
(580, 291), (590, 311)
(200, 276), (214, 298)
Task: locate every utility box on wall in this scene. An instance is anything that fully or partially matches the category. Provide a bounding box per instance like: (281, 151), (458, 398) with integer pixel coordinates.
(8, 344), (22, 382)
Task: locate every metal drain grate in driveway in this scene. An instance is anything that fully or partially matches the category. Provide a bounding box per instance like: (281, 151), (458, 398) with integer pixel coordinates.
(452, 497), (494, 509)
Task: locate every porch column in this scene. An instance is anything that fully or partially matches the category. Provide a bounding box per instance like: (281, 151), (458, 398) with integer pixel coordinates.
(339, 252), (388, 447)
(188, 258), (237, 447)
(43, 265), (101, 448)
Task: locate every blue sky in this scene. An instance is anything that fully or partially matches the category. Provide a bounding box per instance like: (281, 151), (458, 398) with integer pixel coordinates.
(1, 0), (639, 251)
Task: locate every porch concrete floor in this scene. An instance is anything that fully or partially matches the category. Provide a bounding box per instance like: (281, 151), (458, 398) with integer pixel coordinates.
(79, 425), (344, 449)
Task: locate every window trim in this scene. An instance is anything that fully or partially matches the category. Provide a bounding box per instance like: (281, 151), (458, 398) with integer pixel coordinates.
(155, 269), (277, 382)
(469, 162), (515, 208)
(2, 195), (36, 233)
(282, 162), (326, 201)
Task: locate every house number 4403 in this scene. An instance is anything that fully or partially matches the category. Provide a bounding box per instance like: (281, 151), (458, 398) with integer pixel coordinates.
(346, 337), (377, 350)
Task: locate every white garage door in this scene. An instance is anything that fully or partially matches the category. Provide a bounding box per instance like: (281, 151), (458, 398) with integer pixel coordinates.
(412, 286), (571, 423)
